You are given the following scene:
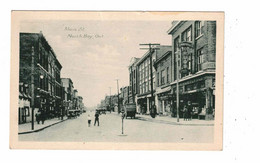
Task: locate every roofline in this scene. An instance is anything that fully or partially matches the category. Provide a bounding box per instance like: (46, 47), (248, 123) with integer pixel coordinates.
(167, 21), (186, 34)
(135, 50), (153, 66)
(61, 78), (73, 84)
(154, 51), (172, 66)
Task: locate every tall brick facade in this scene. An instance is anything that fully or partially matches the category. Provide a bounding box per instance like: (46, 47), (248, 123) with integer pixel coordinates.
(19, 32), (63, 123)
(167, 21), (216, 120)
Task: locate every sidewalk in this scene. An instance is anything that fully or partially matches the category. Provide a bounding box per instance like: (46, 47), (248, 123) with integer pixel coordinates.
(137, 114), (214, 126)
(18, 117), (68, 134)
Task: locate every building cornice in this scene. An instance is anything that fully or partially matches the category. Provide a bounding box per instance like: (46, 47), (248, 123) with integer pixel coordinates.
(167, 21), (186, 35)
(170, 71), (215, 86)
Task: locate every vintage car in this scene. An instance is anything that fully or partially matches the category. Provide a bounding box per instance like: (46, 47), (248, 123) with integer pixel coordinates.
(123, 103), (136, 119)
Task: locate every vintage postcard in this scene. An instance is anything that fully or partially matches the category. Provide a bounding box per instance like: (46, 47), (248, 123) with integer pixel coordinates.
(10, 11), (224, 150)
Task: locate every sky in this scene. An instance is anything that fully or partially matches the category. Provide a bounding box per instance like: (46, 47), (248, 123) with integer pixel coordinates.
(20, 19), (172, 107)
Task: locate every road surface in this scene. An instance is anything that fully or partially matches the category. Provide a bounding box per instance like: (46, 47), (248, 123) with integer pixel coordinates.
(19, 112), (214, 143)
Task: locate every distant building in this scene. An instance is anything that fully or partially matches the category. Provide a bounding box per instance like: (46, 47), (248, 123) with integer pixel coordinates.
(78, 96), (84, 112)
(61, 78), (74, 111)
(128, 57), (140, 105)
(73, 89), (79, 110)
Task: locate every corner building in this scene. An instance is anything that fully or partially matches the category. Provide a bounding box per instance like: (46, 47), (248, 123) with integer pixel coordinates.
(168, 21), (216, 119)
(19, 32), (63, 122)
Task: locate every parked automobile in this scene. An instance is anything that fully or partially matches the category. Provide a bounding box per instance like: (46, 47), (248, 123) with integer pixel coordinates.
(123, 103), (136, 119)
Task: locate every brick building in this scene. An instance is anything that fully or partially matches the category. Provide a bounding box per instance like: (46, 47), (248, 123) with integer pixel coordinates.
(128, 57), (140, 105)
(61, 78), (74, 112)
(120, 86), (130, 105)
(19, 32), (63, 123)
(153, 47), (172, 115)
(135, 49), (156, 114)
(135, 46), (171, 114)
(167, 21), (216, 119)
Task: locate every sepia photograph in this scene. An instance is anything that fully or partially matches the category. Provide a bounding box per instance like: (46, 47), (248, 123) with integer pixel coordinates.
(10, 11), (224, 150)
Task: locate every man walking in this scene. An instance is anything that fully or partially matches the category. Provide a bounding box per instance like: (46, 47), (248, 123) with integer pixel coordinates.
(94, 111), (100, 126)
(187, 101), (193, 121)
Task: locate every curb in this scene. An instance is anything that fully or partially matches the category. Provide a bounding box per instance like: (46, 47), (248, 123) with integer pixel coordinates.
(138, 117), (214, 126)
(96, 113), (214, 126)
(18, 119), (68, 135)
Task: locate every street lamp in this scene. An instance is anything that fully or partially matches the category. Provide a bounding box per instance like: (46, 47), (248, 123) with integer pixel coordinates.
(31, 46), (35, 130)
(109, 87), (112, 113)
(40, 74), (44, 79)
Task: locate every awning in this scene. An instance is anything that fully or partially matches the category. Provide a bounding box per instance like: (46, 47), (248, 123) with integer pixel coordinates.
(22, 93), (28, 98)
(19, 99), (24, 108)
(19, 92), (24, 98)
(155, 86), (171, 95)
(182, 88), (207, 94)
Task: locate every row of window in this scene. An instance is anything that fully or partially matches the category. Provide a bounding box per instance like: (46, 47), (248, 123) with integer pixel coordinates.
(181, 21), (204, 43)
(139, 80), (156, 94)
(172, 21), (205, 80)
(39, 45), (61, 83)
(39, 76), (62, 97)
(132, 21), (208, 94)
(157, 67), (170, 86)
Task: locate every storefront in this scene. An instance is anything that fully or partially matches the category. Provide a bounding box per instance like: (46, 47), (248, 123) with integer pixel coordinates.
(137, 94), (155, 115)
(137, 97), (147, 114)
(171, 72), (215, 119)
(155, 86), (172, 116)
(18, 92), (31, 124)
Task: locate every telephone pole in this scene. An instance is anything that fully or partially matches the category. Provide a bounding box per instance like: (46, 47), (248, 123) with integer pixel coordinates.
(31, 46), (35, 130)
(109, 87), (111, 112)
(176, 48), (180, 122)
(139, 43), (160, 118)
(116, 79), (120, 114)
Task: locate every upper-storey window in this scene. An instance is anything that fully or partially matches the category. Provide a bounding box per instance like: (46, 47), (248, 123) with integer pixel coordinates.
(166, 67), (170, 83)
(182, 26), (192, 42)
(197, 48), (204, 71)
(161, 69), (165, 85)
(195, 21), (204, 38)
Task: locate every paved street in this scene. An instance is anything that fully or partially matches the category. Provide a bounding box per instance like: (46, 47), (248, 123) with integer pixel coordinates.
(19, 112), (214, 143)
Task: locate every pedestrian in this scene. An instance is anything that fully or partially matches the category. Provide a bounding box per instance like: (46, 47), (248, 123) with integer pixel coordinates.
(35, 111), (41, 124)
(187, 101), (193, 121)
(94, 111), (100, 126)
(41, 111), (45, 124)
(87, 114), (91, 127)
(183, 105), (188, 121)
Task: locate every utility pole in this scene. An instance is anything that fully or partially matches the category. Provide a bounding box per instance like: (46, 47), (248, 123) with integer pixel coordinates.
(116, 79), (120, 114)
(109, 87), (111, 112)
(130, 66), (135, 104)
(176, 47), (180, 122)
(140, 43), (160, 118)
(31, 46), (35, 130)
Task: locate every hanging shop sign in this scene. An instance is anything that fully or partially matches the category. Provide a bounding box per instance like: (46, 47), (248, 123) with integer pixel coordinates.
(180, 41), (193, 75)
